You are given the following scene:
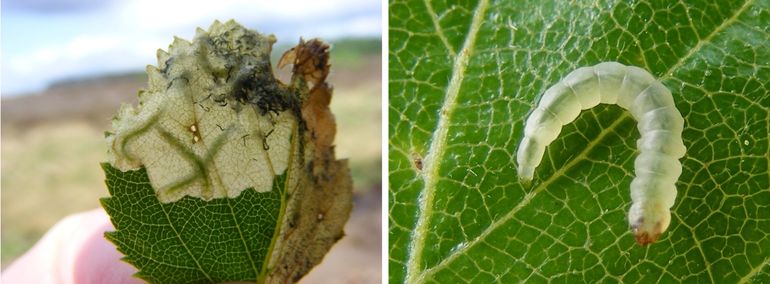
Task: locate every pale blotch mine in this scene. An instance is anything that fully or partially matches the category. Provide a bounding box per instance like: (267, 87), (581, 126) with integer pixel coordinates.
(106, 20), (294, 203)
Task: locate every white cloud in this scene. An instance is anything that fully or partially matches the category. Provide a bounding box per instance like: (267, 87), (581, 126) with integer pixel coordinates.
(114, 0), (379, 34)
(3, 34), (158, 95)
(1, 0), (380, 96)
(11, 35), (123, 73)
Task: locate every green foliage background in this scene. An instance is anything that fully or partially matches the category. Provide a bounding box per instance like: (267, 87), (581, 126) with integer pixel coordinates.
(389, 0), (770, 282)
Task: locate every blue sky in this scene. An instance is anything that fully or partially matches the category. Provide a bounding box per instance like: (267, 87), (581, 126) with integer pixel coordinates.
(1, 0), (381, 97)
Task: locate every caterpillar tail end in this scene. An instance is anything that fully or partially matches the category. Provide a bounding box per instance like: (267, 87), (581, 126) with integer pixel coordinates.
(632, 227), (661, 246)
(629, 204), (671, 246)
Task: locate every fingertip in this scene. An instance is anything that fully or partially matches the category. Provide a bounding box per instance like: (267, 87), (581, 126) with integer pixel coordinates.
(73, 210), (141, 283)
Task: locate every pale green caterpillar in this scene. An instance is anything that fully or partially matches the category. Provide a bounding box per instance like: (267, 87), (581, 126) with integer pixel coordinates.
(516, 62), (686, 245)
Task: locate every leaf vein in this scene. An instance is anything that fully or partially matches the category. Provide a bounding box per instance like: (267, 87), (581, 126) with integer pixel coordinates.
(226, 198), (261, 278)
(739, 254), (770, 283)
(422, 112), (631, 278)
(157, 201), (214, 281)
(405, 0), (490, 283)
(422, 0), (456, 57)
(660, 0), (755, 81)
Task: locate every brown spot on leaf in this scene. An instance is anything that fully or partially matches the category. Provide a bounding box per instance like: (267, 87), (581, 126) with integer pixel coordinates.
(411, 152), (423, 171)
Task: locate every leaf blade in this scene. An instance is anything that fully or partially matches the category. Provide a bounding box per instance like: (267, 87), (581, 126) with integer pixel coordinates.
(101, 163), (285, 283)
(389, 0), (770, 282)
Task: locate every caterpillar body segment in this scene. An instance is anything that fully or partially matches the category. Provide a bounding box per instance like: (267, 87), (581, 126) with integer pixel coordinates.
(516, 62), (686, 245)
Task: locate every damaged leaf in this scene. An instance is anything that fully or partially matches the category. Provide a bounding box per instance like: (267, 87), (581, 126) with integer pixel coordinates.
(101, 20), (352, 283)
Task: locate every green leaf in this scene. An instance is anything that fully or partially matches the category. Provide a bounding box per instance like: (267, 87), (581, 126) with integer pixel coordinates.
(389, 0), (770, 283)
(101, 164), (285, 283)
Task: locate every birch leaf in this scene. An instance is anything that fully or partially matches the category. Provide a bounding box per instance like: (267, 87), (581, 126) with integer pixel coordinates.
(389, 1), (770, 282)
(102, 20), (352, 283)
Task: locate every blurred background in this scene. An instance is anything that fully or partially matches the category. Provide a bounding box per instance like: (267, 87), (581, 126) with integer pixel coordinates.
(1, 0), (382, 282)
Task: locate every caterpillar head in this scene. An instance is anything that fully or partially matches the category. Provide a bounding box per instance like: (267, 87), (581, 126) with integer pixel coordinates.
(628, 201), (671, 246)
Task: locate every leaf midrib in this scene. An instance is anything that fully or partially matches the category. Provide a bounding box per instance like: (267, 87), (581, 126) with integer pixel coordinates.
(404, 0), (758, 281)
(403, 0), (490, 283)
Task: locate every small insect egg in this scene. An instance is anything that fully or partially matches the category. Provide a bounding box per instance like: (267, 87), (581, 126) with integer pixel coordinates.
(317, 213), (324, 220)
(193, 135), (200, 143)
(190, 125), (198, 132)
(744, 140), (749, 146)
